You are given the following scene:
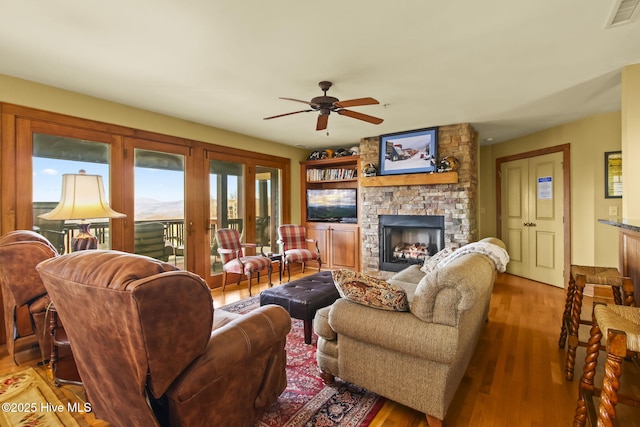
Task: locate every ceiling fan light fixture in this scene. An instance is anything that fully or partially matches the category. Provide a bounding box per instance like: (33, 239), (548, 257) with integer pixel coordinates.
(263, 81), (384, 130)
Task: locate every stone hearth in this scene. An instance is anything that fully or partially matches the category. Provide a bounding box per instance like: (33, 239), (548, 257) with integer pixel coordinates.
(359, 123), (478, 278)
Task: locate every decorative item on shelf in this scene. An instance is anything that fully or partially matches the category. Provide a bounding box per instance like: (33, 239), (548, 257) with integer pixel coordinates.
(362, 163), (377, 177)
(38, 170), (126, 252)
(321, 149), (334, 159)
(334, 148), (349, 157)
(349, 146), (360, 156)
(437, 156), (460, 173)
(308, 150), (323, 160)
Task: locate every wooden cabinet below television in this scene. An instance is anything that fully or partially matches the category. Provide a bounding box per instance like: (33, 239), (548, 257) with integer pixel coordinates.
(306, 223), (360, 271)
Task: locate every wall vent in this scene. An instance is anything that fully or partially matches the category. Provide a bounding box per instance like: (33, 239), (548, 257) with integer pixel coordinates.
(606, 0), (640, 27)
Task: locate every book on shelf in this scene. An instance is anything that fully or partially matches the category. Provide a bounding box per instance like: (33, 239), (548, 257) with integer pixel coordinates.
(306, 168), (356, 181)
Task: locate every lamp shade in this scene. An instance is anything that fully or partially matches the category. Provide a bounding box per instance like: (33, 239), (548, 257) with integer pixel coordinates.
(39, 173), (126, 221)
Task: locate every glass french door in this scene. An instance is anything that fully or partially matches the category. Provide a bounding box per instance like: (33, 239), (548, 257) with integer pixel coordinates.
(28, 129), (119, 254)
(204, 153), (284, 287)
(6, 104), (292, 294)
(133, 148), (186, 264)
(208, 157), (246, 276)
(123, 138), (190, 268)
(255, 165), (282, 256)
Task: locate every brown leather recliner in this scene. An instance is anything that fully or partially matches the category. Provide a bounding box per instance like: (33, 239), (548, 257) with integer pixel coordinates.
(0, 230), (57, 363)
(37, 250), (291, 427)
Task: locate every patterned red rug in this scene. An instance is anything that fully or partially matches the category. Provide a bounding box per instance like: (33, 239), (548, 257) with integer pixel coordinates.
(219, 296), (385, 427)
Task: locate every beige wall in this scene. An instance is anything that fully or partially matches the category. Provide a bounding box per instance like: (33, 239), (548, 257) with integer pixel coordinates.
(621, 63), (640, 218)
(3, 73), (629, 261)
(0, 74), (308, 223)
(479, 112), (622, 268)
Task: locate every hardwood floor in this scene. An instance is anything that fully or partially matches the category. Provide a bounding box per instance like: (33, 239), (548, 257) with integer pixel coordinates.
(1, 272), (638, 426)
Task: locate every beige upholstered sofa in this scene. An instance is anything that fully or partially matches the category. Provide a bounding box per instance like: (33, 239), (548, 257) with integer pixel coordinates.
(314, 237), (508, 427)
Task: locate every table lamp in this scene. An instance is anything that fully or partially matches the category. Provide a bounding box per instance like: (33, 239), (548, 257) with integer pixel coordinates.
(38, 170), (126, 252)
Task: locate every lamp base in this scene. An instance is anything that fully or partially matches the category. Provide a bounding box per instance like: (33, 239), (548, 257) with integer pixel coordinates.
(72, 223), (98, 251)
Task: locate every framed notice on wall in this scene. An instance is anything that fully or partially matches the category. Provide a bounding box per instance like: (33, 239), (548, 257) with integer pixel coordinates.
(605, 151), (622, 198)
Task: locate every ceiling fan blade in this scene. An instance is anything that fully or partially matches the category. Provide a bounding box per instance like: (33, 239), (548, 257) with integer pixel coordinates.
(337, 109), (384, 125)
(316, 114), (329, 131)
(263, 109), (313, 120)
(279, 97), (320, 108)
(333, 97), (379, 108)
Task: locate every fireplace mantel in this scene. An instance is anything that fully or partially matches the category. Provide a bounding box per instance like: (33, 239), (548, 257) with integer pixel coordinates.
(359, 171), (458, 187)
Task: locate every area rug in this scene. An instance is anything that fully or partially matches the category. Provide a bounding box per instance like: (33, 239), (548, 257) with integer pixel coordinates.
(219, 296), (385, 427)
(0, 367), (81, 427)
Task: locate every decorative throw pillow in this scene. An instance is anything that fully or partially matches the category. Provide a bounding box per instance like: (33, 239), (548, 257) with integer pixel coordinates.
(332, 269), (409, 311)
(420, 247), (455, 274)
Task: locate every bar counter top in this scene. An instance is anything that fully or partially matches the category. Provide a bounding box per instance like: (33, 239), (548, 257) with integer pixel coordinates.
(598, 218), (640, 233)
(599, 218), (640, 297)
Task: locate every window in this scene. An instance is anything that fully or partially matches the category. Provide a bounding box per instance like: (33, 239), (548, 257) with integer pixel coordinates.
(4, 104), (291, 288)
(32, 134), (112, 254)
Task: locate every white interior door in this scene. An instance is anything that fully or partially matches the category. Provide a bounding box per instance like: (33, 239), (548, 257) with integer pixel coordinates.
(501, 152), (564, 287)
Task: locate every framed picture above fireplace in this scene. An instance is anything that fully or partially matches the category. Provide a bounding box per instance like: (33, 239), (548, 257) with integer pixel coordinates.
(379, 127), (438, 176)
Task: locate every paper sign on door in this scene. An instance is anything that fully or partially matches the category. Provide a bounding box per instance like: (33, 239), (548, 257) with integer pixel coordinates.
(537, 176), (552, 200)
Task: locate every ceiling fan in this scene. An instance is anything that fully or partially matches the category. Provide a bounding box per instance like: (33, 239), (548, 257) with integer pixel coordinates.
(263, 81), (384, 131)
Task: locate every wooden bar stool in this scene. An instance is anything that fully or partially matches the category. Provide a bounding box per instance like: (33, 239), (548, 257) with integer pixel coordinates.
(573, 303), (640, 426)
(559, 265), (635, 380)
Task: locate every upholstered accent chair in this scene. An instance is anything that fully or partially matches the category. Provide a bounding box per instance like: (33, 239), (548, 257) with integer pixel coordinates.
(277, 224), (322, 281)
(37, 250), (291, 427)
(216, 228), (272, 296)
(0, 230), (57, 363)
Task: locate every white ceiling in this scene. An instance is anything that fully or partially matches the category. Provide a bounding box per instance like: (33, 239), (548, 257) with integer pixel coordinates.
(1, 1), (640, 149)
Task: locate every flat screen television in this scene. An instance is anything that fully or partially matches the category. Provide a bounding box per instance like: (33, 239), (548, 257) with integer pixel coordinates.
(306, 188), (358, 223)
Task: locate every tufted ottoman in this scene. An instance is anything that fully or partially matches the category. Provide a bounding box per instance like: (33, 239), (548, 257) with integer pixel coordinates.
(259, 271), (339, 344)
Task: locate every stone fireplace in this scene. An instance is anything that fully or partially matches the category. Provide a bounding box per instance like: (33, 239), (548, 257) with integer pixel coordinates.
(359, 123), (478, 278)
(379, 214), (445, 272)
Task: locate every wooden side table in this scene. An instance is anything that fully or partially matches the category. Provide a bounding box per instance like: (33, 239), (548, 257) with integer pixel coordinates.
(264, 253), (283, 283)
(49, 305), (82, 386)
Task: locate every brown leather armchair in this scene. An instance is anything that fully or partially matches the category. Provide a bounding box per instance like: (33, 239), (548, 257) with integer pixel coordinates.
(0, 230), (57, 363)
(37, 250), (291, 427)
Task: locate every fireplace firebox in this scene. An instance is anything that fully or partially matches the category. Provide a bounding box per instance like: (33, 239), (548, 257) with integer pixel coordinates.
(379, 215), (445, 272)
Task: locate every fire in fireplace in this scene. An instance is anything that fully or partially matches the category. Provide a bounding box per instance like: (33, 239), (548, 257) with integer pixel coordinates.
(379, 215), (445, 272)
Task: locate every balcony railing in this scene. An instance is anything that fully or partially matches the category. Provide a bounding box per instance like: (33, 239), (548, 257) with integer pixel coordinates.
(61, 219), (187, 254)
(46, 217), (273, 273)
(58, 219), (232, 252)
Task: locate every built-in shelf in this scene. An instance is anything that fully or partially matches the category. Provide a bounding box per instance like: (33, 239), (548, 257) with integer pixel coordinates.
(359, 171), (458, 187)
(308, 178), (358, 184)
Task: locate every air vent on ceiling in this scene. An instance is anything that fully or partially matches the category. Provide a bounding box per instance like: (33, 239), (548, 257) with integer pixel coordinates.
(606, 0), (640, 27)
